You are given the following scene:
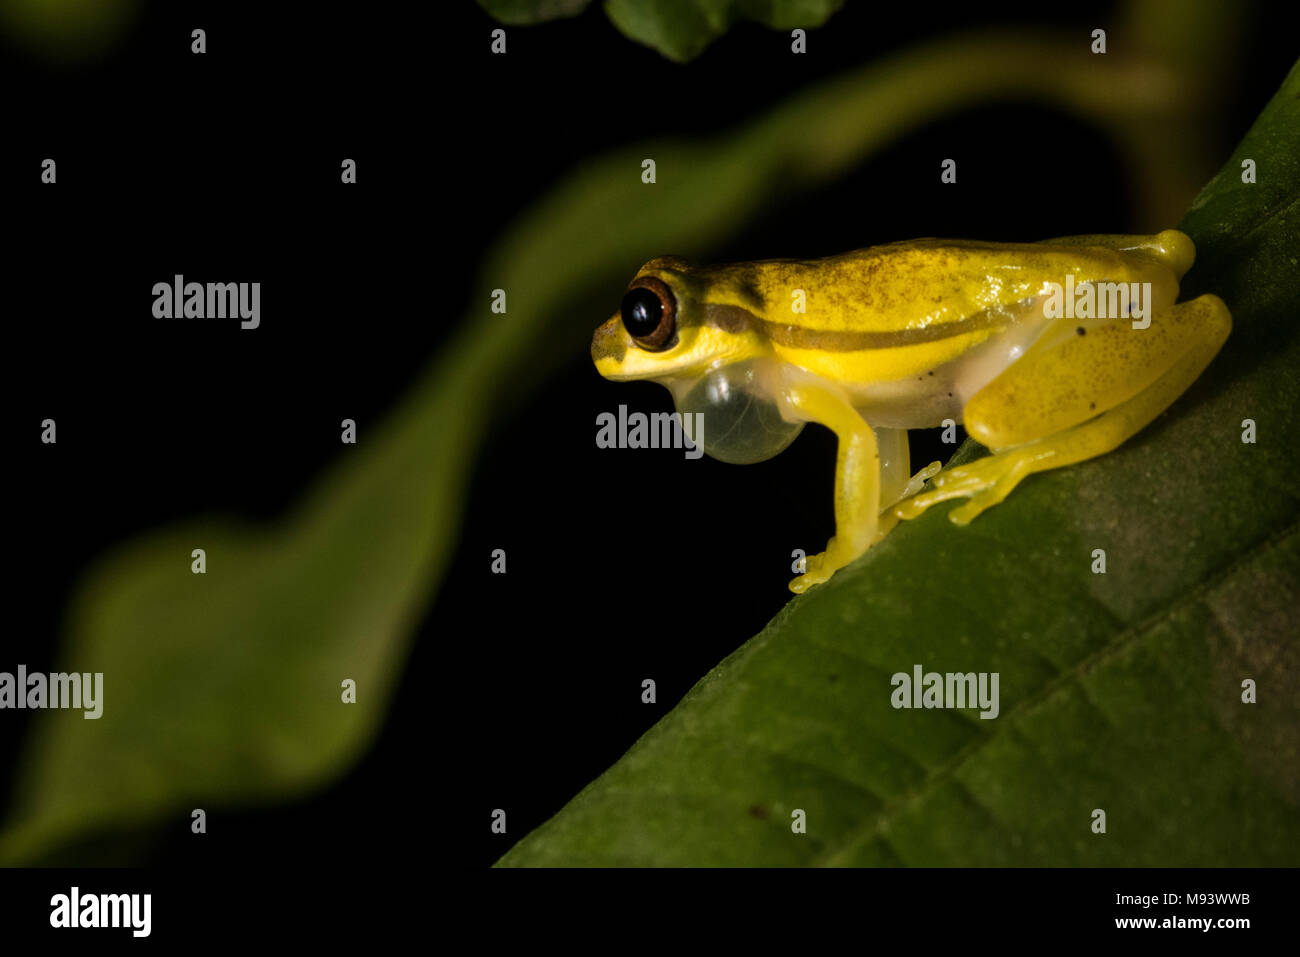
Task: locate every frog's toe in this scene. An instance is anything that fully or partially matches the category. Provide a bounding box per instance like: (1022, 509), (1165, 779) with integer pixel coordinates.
(788, 571), (820, 593)
(930, 462), (988, 488)
(944, 456), (1030, 524)
(892, 492), (934, 521)
(894, 477), (981, 519)
(900, 460), (943, 499)
(788, 547), (842, 593)
(948, 489), (1002, 524)
(789, 562), (831, 593)
(892, 459), (1005, 520)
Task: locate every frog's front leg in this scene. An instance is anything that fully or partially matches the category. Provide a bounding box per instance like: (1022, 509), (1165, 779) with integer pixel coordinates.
(778, 375), (882, 593)
(875, 427), (942, 509)
(894, 293), (1231, 526)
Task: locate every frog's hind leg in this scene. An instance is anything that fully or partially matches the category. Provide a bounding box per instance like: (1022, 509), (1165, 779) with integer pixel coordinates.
(893, 293), (1231, 526)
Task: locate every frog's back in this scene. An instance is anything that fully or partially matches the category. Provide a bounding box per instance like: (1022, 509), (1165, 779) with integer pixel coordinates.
(721, 233), (1188, 383)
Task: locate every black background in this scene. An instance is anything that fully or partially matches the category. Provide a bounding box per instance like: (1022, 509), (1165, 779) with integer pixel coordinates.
(0, 0), (1293, 883)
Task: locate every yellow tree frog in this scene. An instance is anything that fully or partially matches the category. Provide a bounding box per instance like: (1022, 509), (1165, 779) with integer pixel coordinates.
(591, 230), (1230, 593)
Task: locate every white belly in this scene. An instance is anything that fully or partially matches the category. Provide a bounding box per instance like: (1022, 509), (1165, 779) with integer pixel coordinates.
(848, 306), (1057, 429)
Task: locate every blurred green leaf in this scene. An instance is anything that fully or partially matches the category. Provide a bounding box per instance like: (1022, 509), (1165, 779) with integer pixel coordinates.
(478, 0), (845, 60)
(603, 0), (845, 62)
(0, 0), (141, 61)
(0, 30), (1221, 863)
(498, 59), (1300, 866)
(477, 0), (593, 25)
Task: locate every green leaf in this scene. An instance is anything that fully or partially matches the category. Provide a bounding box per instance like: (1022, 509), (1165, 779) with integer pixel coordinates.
(477, 0), (594, 25)
(0, 29), (1230, 864)
(0, 372), (486, 864)
(497, 60), (1300, 866)
(603, 0), (845, 62)
(0, 0), (141, 62)
(477, 0), (846, 60)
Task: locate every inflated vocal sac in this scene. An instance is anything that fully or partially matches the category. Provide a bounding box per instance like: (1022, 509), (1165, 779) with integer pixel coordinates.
(666, 360), (805, 464)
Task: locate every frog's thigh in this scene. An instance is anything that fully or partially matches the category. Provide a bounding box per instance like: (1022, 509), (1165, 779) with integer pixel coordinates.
(896, 294), (1230, 525)
(780, 381), (881, 591)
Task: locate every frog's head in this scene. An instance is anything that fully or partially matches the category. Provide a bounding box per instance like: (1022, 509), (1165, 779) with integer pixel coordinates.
(592, 256), (804, 465)
(591, 256), (765, 383)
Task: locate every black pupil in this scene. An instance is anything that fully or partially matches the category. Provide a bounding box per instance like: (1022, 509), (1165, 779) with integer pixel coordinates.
(622, 288), (663, 338)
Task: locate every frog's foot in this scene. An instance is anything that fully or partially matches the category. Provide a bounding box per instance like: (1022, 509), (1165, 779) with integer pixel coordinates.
(869, 460), (942, 544)
(789, 537), (858, 593)
(892, 451), (1039, 526)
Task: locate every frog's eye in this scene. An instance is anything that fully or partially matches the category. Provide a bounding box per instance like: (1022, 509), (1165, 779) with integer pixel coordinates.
(621, 276), (677, 351)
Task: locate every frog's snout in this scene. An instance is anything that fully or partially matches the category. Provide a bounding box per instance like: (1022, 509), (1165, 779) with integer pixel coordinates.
(591, 315), (627, 373)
